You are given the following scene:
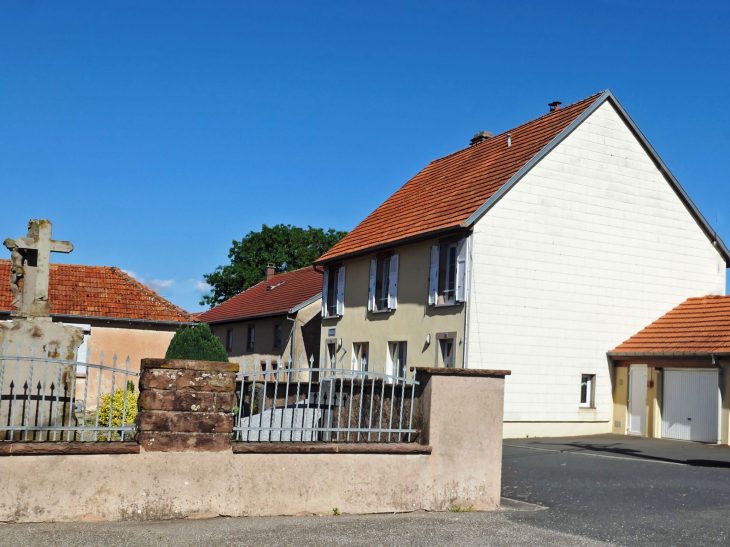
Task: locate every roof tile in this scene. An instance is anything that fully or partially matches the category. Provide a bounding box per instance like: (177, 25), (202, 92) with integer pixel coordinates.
(0, 260), (194, 323)
(318, 93), (603, 262)
(197, 267), (322, 323)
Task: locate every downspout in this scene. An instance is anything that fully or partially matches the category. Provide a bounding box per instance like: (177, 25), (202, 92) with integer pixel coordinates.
(462, 233), (475, 369)
(713, 354), (723, 445)
(286, 314), (296, 365)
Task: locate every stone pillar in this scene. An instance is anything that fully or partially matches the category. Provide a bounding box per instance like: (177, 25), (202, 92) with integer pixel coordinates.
(136, 359), (239, 452)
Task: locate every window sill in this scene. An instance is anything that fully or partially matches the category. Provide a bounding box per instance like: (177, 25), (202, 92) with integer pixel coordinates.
(369, 309), (393, 315)
(323, 315), (342, 320)
(578, 406), (596, 410)
(433, 302), (460, 308)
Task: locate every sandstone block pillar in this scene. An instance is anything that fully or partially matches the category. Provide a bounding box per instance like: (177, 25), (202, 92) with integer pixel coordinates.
(136, 359), (239, 452)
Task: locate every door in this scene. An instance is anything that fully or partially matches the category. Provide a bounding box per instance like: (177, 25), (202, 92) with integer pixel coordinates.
(662, 369), (719, 443)
(628, 365), (647, 436)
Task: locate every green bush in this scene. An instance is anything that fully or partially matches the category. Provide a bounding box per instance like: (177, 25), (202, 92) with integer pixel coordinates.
(165, 323), (229, 362)
(97, 387), (138, 440)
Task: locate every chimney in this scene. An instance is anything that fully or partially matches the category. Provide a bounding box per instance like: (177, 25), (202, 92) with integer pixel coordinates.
(548, 101), (562, 112)
(265, 263), (275, 281)
(470, 131), (492, 146)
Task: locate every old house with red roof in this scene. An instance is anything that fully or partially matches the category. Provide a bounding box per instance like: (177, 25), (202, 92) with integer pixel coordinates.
(0, 260), (195, 407)
(314, 90), (729, 441)
(197, 266), (322, 369)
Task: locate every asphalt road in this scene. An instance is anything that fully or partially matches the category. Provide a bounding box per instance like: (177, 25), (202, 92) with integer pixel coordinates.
(2, 511), (611, 547)
(502, 434), (730, 546)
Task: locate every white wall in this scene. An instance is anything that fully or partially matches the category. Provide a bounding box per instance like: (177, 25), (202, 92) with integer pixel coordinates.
(467, 100), (726, 426)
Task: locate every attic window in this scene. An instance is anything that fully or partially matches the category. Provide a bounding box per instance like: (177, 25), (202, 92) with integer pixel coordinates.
(266, 281), (285, 291)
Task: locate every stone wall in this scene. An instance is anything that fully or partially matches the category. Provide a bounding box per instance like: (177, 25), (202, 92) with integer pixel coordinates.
(136, 358), (239, 452)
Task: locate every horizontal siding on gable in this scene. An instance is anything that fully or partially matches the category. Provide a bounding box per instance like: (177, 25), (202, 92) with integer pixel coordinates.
(467, 100), (725, 424)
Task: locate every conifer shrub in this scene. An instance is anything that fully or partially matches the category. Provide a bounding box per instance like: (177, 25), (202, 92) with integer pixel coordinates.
(96, 385), (138, 440)
(164, 323), (229, 362)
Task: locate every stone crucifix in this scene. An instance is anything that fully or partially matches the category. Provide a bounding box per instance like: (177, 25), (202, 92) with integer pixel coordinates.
(3, 219), (73, 317)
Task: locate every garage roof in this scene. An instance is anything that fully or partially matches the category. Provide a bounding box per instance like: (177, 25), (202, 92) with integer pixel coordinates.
(610, 295), (730, 356)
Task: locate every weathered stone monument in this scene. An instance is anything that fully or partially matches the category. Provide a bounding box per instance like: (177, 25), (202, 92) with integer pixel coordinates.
(0, 220), (84, 439)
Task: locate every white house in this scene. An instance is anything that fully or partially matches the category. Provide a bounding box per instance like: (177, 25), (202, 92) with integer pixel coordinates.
(314, 90), (728, 440)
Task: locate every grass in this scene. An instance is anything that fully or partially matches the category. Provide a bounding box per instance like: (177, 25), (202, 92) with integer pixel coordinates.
(448, 504), (474, 513)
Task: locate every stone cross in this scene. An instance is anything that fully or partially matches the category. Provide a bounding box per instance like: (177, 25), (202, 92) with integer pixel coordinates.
(4, 219), (73, 317)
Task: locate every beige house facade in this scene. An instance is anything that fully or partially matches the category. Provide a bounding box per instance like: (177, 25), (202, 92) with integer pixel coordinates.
(315, 90), (729, 440)
(319, 236), (467, 375)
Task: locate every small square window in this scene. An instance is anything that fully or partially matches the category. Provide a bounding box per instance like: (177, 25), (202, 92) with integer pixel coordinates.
(580, 374), (595, 408)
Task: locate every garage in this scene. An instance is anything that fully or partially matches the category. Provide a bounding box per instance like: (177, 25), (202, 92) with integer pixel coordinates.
(609, 296), (730, 446)
(662, 369), (719, 444)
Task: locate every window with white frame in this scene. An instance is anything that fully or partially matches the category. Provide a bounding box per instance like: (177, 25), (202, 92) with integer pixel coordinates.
(352, 342), (369, 372)
(322, 266), (346, 318)
(428, 237), (469, 306)
(388, 341), (407, 378)
(368, 254), (399, 312)
(580, 374), (595, 408)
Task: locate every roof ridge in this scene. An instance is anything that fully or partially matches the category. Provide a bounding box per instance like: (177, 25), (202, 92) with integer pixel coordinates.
(430, 91), (606, 165)
(110, 267), (196, 323)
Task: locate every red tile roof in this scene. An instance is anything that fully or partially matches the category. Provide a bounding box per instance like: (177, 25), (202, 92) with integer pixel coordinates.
(610, 296), (730, 355)
(0, 260), (195, 323)
(317, 93), (604, 263)
(196, 267), (322, 323)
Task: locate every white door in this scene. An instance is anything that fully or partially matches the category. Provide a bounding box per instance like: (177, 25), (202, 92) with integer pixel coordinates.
(628, 365), (647, 436)
(662, 369), (719, 444)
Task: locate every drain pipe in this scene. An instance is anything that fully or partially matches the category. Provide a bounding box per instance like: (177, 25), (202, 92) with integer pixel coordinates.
(713, 354), (723, 445)
(286, 314), (296, 365)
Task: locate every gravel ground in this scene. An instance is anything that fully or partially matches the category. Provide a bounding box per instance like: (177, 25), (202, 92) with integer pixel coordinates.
(1, 511), (612, 546)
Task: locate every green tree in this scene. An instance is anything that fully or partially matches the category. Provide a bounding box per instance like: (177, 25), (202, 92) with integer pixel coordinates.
(165, 323), (229, 362)
(201, 224), (347, 306)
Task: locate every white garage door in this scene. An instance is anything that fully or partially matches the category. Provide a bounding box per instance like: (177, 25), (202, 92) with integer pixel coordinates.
(662, 369), (719, 444)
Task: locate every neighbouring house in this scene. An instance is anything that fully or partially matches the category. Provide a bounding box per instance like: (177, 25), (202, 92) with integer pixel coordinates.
(0, 260), (195, 407)
(313, 90), (728, 440)
(610, 295), (730, 445)
(197, 266), (322, 371)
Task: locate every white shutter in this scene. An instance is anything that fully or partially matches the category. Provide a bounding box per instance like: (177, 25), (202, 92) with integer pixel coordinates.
(388, 254), (399, 310)
(321, 269), (329, 317)
(455, 237), (469, 302)
(367, 259), (377, 312)
(336, 266), (346, 316)
(428, 245), (439, 305)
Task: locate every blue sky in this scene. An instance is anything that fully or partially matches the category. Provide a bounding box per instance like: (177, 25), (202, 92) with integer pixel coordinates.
(1, 1), (729, 312)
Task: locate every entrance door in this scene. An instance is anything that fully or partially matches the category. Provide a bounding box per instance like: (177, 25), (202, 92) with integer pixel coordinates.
(628, 365), (647, 436)
(662, 369), (719, 443)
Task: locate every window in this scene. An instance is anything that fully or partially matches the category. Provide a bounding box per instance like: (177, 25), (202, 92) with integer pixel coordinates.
(368, 255), (399, 312)
(273, 324), (282, 349)
(326, 340), (337, 368)
(353, 342), (369, 372)
(388, 341), (407, 378)
(429, 238), (469, 306)
(580, 374), (595, 408)
(439, 338), (455, 368)
(226, 329), (233, 352)
(322, 266), (346, 318)
(246, 326), (255, 351)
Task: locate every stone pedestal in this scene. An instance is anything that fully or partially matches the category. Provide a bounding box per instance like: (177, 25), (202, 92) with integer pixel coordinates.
(0, 317), (84, 437)
(136, 359), (239, 452)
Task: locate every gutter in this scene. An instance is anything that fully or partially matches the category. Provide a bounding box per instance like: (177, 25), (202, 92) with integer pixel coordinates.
(608, 351), (730, 358)
(314, 226), (471, 266)
(0, 311), (193, 326)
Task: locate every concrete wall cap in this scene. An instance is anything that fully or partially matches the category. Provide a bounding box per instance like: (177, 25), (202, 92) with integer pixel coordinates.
(412, 367), (511, 377)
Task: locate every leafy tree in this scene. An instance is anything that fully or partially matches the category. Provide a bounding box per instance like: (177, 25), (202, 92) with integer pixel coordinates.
(165, 323), (229, 362)
(201, 224), (347, 306)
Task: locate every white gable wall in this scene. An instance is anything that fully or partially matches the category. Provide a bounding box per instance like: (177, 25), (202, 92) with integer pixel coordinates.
(467, 101), (725, 433)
